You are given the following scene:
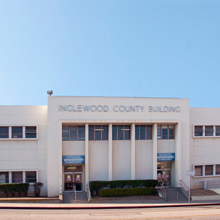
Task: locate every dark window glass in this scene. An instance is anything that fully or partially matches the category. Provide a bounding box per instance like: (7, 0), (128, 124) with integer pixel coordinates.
(62, 126), (85, 141)
(102, 126), (108, 140)
(205, 165), (213, 175)
(89, 126), (94, 140)
(95, 126), (101, 140)
(135, 126), (139, 140)
(205, 126), (213, 136)
(12, 127), (23, 138)
(216, 165), (220, 175)
(70, 127), (77, 140)
(195, 126), (203, 136)
(0, 127), (9, 138)
(169, 126), (175, 139)
(147, 126), (152, 139)
(216, 126), (220, 136)
(78, 126), (85, 140)
(62, 126), (69, 141)
(26, 171), (37, 183)
(157, 126), (161, 139)
(12, 172), (23, 183)
(118, 126), (124, 140)
(124, 126), (130, 140)
(0, 172), (9, 183)
(25, 126), (36, 138)
(162, 126), (168, 139)
(112, 126), (117, 140)
(140, 126), (145, 140)
(195, 166), (203, 176)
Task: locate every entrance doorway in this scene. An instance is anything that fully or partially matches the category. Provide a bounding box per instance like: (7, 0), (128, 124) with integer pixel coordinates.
(157, 161), (172, 186)
(63, 164), (83, 192)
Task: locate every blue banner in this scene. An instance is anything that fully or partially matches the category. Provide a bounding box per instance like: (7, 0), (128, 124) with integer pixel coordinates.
(62, 155), (85, 164)
(157, 153), (175, 161)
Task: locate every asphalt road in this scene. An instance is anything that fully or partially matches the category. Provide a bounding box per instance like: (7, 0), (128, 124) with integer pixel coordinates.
(1, 205), (220, 220)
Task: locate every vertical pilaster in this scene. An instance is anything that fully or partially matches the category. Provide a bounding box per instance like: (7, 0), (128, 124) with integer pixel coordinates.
(175, 122), (181, 187)
(153, 124), (157, 180)
(85, 123), (89, 192)
(9, 171), (12, 183)
(131, 123), (135, 180)
(108, 124), (112, 181)
(58, 122), (62, 193)
(23, 171), (26, 183)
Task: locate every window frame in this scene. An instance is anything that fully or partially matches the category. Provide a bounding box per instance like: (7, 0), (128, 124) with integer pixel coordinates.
(89, 125), (108, 141)
(62, 125), (85, 141)
(135, 125), (152, 140)
(25, 126), (37, 138)
(157, 125), (175, 140)
(193, 125), (220, 138)
(112, 125), (130, 140)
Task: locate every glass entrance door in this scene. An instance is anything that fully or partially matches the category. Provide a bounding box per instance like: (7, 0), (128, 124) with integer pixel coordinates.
(64, 173), (74, 191)
(157, 162), (172, 186)
(74, 173), (82, 191)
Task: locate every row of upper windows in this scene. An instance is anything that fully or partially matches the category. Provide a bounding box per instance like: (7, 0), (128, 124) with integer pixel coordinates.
(194, 126), (220, 137)
(0, 171), (37, 184)
(62, 125), (175, 141)
(0, 126), (37, 139)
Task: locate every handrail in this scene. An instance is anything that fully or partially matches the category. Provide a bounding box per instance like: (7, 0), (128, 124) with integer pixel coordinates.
(179, 180), (189, 193)
(156, 186), (166, 201)
(87, 184), (91, 203)
(74, 185), (76, 203)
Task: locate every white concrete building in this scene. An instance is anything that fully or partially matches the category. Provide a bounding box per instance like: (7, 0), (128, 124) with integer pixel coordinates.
(0, 96), (220, 197)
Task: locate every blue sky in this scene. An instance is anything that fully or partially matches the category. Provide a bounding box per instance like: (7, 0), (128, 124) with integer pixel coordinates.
(0, 0), (219, 107)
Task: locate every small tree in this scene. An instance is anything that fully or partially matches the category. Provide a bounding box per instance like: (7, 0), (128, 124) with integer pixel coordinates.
(33, 182), (43, 197)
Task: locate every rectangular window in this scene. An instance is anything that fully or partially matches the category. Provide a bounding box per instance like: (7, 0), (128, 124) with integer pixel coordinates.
(112, 125), (130, 140)
(0, 127), (9, 138)
(135, 125), (152, 140)
(195, 166), (203, 176)
(216, 165), (220, 175)
(216, 126), (220, 136)
(157, 125), (175, 139)
(89, 125), (108, 140)
(62, 126), (69, 141)
(194, 126), (203, 136)
(26, 171), (37, 183)
(62, 126), (85, 141)
(12, 127), (23, 138)
(25, 126), (37, 138)
(0, 172), (9, 183)
(205, 165), (213, 175)
(12, 172), (23, 183)
(205, 126), (213, 136)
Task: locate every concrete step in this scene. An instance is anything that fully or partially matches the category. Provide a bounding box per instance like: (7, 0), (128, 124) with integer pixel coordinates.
(164, 187), (188, 202)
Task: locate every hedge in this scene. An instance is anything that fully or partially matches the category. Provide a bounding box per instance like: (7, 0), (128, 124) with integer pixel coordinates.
(89, 180), (157, 195)
(0, 183), (29, 197)
(100, 187), (157, 197)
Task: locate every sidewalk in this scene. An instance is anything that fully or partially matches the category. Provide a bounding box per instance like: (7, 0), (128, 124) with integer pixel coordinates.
(1, 197), (220, 209)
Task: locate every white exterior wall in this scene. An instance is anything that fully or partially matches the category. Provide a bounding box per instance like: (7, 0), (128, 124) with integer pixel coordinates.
(89, 141), (108, 181)
(135, 140), (153, 179)
(0, 106), (48, 195)
(46, 96), (189, 196)
(190, 108), (220, 189)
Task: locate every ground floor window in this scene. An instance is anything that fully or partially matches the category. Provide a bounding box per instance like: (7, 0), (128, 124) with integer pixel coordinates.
(0, 172), (9, 183)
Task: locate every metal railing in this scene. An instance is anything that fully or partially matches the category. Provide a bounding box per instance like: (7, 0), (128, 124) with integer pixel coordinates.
(179, 180), (190, 202)
(74, 185), (76, 203)
(87, 184), (91, 203)
(156, 186), (167, 201)
(207, 180), (220, 189)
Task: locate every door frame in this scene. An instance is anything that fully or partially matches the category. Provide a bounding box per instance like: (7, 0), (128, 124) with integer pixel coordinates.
(63, 172), (74, 192)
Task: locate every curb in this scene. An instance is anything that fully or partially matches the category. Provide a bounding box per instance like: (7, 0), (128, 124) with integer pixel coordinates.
(1, 202), (220, 209)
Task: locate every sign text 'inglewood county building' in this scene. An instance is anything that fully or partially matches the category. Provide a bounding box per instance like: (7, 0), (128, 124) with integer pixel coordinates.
(58, 105), (181, 113)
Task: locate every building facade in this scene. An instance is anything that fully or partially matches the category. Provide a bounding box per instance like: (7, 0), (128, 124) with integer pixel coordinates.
(0, 96), (220, 197)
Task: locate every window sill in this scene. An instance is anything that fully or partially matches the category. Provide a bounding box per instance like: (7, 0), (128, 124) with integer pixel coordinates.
(193, 136), (220, 139)
(0, 138), (38, 141)
(193, 175), (220, 178)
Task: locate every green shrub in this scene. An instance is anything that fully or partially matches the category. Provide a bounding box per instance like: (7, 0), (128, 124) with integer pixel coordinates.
(100, 187), (157, 197)
(0, 183), (29, 197)
(89, 180), (158, 195)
